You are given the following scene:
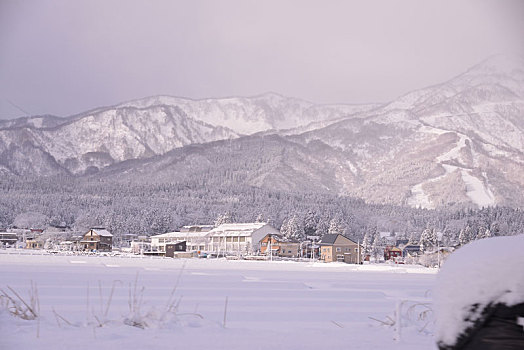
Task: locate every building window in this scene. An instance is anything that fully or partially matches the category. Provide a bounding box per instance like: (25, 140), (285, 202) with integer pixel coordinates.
(233, 237), (239, 242)
(336, 247), (341, 252)
(226, 237), (233, 243)
(239, 237), (246, 242)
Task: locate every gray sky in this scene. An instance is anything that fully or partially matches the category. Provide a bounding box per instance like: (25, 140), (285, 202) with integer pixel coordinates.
(1, 0), (523, 119)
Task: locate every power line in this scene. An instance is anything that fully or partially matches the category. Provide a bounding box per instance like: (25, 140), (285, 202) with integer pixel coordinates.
(6, 99), (30, 116)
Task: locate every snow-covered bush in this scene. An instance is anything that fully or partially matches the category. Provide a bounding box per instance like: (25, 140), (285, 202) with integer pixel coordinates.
(434, 234), (524, 348)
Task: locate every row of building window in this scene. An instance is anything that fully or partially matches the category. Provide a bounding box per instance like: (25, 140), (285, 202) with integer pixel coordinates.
(211, 237), (247, 243)
(322, 247), (359, 253)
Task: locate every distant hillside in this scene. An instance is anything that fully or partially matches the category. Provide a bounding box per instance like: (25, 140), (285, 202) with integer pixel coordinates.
(1, 55), (523, 209)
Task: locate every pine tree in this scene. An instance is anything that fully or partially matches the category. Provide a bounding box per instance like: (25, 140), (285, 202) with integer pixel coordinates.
(371, 231), (381, 263)
(283, 215), (305, 241)
(361, 228), (372, 261)
(459, 225), (474, 246)
(315, 214), (330, 238)
(255, 213), (265, 223)
(328, 217), (344, 236)
(214, 212), (232, 227)
(303, 210), (318, 237)
(476, 227), (492, 240)
(419, 227), (437, 253)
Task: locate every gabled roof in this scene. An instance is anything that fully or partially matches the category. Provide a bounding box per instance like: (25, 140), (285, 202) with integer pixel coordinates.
(214, 222), (267, 231)
(320, 234), (339, 244)
(180, 225), (214, 233)
(208, 222), (268, 237)
(90, 229), (113, 237)
(320, 234), (358, 245)
(386, 247), (402, 252)
(152, 231), (210, 239)
(260, 233), (298, 243)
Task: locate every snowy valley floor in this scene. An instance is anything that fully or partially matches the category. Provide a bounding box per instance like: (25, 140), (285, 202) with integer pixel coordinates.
(0, 252), (438, 349)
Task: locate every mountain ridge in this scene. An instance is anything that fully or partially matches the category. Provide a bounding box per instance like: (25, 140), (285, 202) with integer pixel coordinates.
(1, 55), (523, 209)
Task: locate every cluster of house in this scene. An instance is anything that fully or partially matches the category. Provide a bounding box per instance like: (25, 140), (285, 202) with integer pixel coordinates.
(144, 223), (363, 263)
(0, 223), (426, 264)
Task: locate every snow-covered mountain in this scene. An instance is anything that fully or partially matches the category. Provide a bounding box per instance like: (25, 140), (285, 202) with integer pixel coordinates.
(119, 92), (378, 135)
(0, 93), (375, 175)
(1, 55), (523, 209)
(95, 55), (524, 209)
(296, 55), (524, 208)
(0, 105), (238, 174)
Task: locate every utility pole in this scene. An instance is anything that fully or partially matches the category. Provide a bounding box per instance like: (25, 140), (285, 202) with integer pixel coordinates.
(268, 234), (272, 261)
(358, 239), (360, 264)
(437, 239), (441, 269)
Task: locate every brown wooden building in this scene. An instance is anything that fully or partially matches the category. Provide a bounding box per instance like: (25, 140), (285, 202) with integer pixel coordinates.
(319, 234), (361, 264)
(80, 228), (113, 252)
(259, 234), (300, 258)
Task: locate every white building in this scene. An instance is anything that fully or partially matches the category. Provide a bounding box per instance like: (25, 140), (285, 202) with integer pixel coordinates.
(150, 225), (214, 253)
(207, 222), (280, 255)
(0, 232), (17, 246)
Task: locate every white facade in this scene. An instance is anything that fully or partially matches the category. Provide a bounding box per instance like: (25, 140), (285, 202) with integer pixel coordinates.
(149, 223), (280, 255)
(207, 223), (280, 255)
(150, 230), (210, 253)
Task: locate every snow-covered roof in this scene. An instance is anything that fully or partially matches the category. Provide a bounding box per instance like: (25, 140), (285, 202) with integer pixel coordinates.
(91, 229), (113, 237)
(261, 233), (297, 243)
(180, 225), (214, 233)
(151, 231), (210, 239)
(208, 222), (267, 237)
(0, 232), (17, 236)
(434, 234), (524, 348)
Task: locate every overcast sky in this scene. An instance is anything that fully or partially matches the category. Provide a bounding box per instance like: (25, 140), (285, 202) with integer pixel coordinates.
(0, 0), (523, 119)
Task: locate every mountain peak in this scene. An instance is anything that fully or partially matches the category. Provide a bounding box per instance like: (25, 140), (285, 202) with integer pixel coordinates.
(464, 54), (524, 77)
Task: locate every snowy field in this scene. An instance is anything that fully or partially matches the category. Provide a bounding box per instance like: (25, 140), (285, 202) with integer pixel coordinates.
(0, 252), (438, 349)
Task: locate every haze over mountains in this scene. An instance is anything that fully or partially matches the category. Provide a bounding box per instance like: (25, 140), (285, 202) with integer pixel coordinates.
(1, 55), (523, 209)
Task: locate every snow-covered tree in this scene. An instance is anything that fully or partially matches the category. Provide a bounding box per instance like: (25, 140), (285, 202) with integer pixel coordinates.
(303, 210), (318, 237)
(476, 227), (492, 240)
(315, 214), (330, 238)
(214, 212), (232, 227)
(362, 226), (378, 261)
(370, 231), (382, 263)
(281, 215), (305, 241)
(255, 213), (265, 223)
(458, 225), (474, 246)
(419, 228), (437, 253)
(361, 228), (372, 261)
(328, 217), (344, 236)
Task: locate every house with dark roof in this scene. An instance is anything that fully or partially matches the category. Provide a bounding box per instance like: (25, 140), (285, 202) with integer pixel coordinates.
(319, 234), (361, 264)
(80, 228), (113, 252)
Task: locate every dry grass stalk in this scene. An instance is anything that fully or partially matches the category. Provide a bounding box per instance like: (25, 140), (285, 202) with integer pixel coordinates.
(0, 283), (39, 320)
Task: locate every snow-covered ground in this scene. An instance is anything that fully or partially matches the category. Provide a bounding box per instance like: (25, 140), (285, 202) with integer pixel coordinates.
(0, 252), (437, 349)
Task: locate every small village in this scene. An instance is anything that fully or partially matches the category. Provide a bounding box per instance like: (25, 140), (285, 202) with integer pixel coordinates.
(0, 222), (448, 265)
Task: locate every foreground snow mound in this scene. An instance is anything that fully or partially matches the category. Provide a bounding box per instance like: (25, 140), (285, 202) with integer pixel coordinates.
(434, 234), (524, 347)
